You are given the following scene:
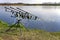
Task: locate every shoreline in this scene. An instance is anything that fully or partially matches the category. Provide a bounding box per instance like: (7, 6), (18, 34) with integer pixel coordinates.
(0, 20), (60, 40)
(0, 4), (60, 6)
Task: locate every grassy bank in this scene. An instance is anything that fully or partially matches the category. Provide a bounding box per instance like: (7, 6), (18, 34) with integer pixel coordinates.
(0, 21), (60, 40)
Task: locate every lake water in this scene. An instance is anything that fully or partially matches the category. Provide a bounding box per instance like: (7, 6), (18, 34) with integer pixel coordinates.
(0, 6), (60, 32)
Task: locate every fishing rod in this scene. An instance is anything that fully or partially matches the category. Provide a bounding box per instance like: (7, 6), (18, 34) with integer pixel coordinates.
(5, 6), (39, 20)
(9, 7), (39, 20)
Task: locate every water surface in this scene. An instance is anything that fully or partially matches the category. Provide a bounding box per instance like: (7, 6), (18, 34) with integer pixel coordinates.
(0, 6), (60, 32)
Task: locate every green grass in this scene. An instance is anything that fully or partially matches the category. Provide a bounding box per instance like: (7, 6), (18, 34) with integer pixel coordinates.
(0, 21), (8, 32)
(0, 20), (60, 40)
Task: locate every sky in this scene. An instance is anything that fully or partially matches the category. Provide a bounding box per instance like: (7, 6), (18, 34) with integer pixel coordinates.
(0, 0), (60, 4)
